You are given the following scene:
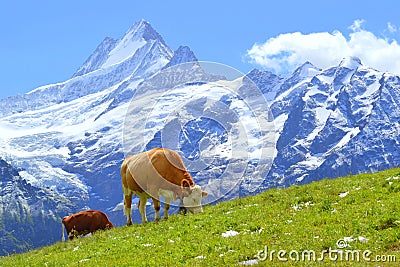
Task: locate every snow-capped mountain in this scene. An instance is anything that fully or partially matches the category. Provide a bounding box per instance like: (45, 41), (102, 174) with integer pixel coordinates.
(1, 19), (400, 256)
(0, 20), (172, 117)
(0, 158), (76, 254)
(0, 19), (176, 255)
(1, 20), (257, 255)
(261, 56), (400, 186)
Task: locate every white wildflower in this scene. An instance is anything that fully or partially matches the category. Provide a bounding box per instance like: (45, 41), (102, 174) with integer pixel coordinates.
(292, 204), (300, 211)
(358, 236), (369, 243)
(239, 259), (259, 266)
(222, 230), (239, 237)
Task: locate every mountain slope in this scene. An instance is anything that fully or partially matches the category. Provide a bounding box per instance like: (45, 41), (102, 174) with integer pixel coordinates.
(1, 168), (400, 266)
(0, 158), (76, 255)
(1, 20), (400, 256)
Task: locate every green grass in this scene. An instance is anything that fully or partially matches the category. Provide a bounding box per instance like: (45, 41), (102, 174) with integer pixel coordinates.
(1, 168), (400, 266)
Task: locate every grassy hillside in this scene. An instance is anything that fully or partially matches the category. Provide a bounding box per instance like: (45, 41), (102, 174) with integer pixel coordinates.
(1, 168), (400, 266)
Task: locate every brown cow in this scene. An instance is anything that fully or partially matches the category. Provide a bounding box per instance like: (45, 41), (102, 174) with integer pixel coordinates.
(62, 210), (113, 241)
(121, 148), (208, 225)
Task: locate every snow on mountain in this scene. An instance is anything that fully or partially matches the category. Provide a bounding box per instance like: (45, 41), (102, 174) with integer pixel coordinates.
(0, 19), (172, 118)
(1, 19), (400, 256)
(245, 69), (283, 103)
(2, 20), (266, 255)
(73, 19), (170, 77)
(0, 20), (175, 255)
(0, 158), (76, 255)
(122, 62), (275, 201)
(164, 45), (198, 69)
(263, 56), (400, 186)
(72, 37), (118, 78)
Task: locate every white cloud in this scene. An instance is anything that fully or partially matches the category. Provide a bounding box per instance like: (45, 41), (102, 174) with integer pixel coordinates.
(349, 19), (365, 32)
(247, 20), (400, 75)
(387, 22), (397, 33)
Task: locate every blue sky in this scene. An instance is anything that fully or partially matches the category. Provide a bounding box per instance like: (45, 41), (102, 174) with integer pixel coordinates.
(1, 0), (399, 100)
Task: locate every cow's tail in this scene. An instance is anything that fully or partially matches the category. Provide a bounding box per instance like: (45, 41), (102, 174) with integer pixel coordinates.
(62, 221), (65, 242)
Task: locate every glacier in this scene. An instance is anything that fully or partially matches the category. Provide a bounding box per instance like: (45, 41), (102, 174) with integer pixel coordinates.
(1, 20), (400, 255)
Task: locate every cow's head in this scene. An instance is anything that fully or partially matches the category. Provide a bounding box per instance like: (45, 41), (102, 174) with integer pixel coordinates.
(182, 184), (208, 214)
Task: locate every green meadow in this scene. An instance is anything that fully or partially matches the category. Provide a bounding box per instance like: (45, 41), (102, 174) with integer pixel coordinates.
(1, 168), (400, 266)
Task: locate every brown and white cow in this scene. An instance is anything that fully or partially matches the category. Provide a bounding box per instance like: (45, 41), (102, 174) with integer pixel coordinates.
(121, 148), (208, 225)
(62, 210), (114, 241)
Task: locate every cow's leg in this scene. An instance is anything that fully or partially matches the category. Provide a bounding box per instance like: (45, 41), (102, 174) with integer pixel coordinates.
(163, 198), (171, 220)
(138, 195), (148, 223)
(69, 229), (78, 240)
(148, 186), (161, 222)
(123, 187), (133, 226)
(158, 189), (174, 220)
(178, 198), (187, 215)
(153, 197), (161, 222)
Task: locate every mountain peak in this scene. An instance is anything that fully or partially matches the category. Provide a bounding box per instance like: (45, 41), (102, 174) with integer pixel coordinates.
(247, 68), (272, 76)
(247, 68), (281, 82)
(339, 56), (362, 70)
(100, 20), (166, 69)
(293, 61), (321, 77)
(73, 20), (168, 75)
(163, 45), (198, 69)
(125, 19), (166, 44)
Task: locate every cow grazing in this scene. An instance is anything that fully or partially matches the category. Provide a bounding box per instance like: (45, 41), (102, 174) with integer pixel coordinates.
(62, 210), (114, 241)
(121, 148), (208, 225)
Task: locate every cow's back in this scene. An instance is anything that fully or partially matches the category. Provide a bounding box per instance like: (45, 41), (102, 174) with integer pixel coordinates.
(121, 150), (159, 193)
(122, 148), (193, 193)
(149, 148), (190, 184)
(62, 210), (113, 239)
(91, 210), (113, 230)
(69, 210), (112, 231)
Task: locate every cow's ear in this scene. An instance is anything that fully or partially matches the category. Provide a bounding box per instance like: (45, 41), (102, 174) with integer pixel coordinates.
(202, 190), (208, 197)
